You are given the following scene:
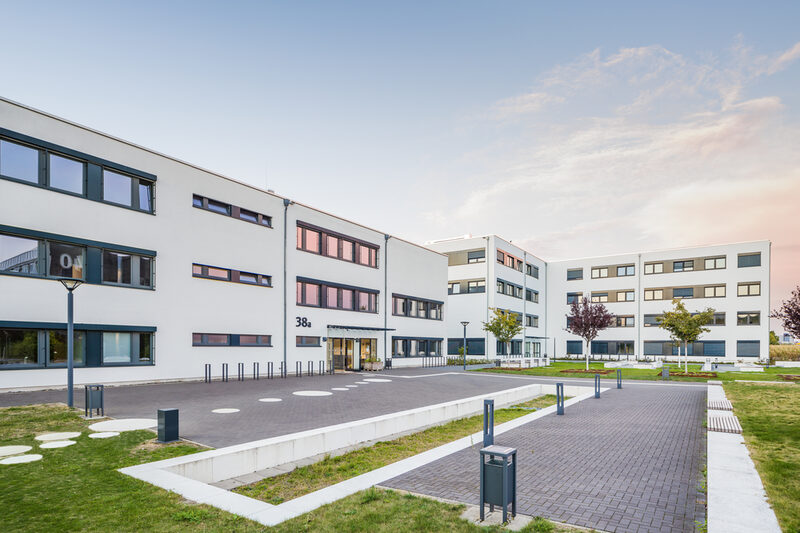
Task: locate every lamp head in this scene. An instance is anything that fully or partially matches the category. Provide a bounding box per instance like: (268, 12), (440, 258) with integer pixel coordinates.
(59, 278), (84, 292)
(460, 321), (470, 327)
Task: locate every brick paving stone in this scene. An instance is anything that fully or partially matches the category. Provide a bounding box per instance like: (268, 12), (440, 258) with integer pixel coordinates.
(382, 384), (706, 533)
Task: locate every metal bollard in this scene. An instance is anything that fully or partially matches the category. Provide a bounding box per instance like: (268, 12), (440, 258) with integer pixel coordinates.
(222, 363), (229, 382)
(238, 362), (245, 381)
(616, 368), (622, 389)
(308, 360), (313, 377)
(281, 361), (287, 378)
(158, 408), (179, 443)
(556, 382), (564, 415)
(483, 399), (494, 447)
(267, 361), (274, 379)
(594, 374), (601, 398)
(296, 361), (301, 377)
(253, 362), (260, 380)
(204, 363), (211, 383)
(319, 360), (324, 375)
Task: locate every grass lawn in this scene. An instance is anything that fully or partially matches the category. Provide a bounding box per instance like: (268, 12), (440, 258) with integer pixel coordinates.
(235, 395), (563, 504)
(474, 361), (800, 383)
(724, 383), (800, 533)
(0, 402), (577, 532)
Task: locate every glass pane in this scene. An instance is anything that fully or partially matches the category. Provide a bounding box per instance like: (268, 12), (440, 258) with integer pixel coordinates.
(192, 264), (203, 276)
(358, 292), (369, 312)
(327, 286), (338, 308)
(304, 283), (319, 305)
(326, 235), (339, 257)
(206, 199), (229, 214)
(193, 195), (203, 207)
(341, 289), (353, 309)
(49, 242), (84, 278)
(103, 332), (132, 363)
(240, 335), (258, 345)
(751, 284), (760, 295)
(49, 154), (84, 194)
(206, 334), (229, 345)
(192, 333), (202, 345)
(103, 170), (132, 206)
(0, 140), (38, 183)
(359, 245), (370, 265)
(296, 227), (303, 248)
(139, 333), (152, 361)
(139, 257), (152, 287)
(0, 329), (39, 366)
(305, 230), (320, 252)
(0, 234), (40, 274)
(341, 240), (353, 261)
(207, 267), (229, 280)
(239, 209), (258, 223)
(48, 331), (85, 364)
(239, 272), (258, 284)
(138, 182), (152, 212)
(102, 251), (131, 284)
(296, 281), (303, 303)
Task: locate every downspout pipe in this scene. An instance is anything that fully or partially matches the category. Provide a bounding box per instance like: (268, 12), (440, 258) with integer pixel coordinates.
(384, 234), (390, 363)
(283, 198), (291, 372)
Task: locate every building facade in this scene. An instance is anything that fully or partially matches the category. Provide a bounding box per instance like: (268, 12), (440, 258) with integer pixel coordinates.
(0, 98), (447, 389)
(427, 235), (547, 359)
(434, 236), (770, 363)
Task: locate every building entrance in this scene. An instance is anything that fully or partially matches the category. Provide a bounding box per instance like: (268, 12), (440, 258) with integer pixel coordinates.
(329, 337), (378, 371)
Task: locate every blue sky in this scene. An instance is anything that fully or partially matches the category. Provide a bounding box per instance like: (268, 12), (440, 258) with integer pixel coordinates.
(3, 1), (799, 320)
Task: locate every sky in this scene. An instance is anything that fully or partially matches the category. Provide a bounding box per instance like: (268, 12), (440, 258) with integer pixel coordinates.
(2, 1), (799, 331)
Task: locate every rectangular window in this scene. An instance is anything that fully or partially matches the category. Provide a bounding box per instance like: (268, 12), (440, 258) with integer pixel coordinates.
(525, 289), (539, 303)
(103, 169), (133, 207)
(566, 340), (583, 354)
(0, 139), (39, 183)
(341, 239), (354, 262)
(644, 341), (670, 356)
(673, 260), (694, 272)
(591, 267), (608, 278)
(567, 292), (581, 304)
(101, 332), (152, 364)
(737, 312), (760, 326)
(616, 265), (634, 276)
(644, 314), (661, 327)
(206, 199), (231, 215)
(468, 280), (485, 293)
(192, 333), (230, 346)
(708, 312), (726, 326)
(0, 329), (40, 366)
(615, 316), (635, 327)
(704, 257), (726, 270)
(737, 340), (760, 357)
(591, 292), (609, 303)
(525, 315), (539, 327)
(644, 262), (664, 274)
(467, 250), (485, 263)
(49, 153), (85, 194)
(738, 282), (761, 297)
(673, 287), (694, 299)
(194, 194), (271, 227)
(617, 290), (635, 302)
(238, 208), (259, 224)
(703, 285), (726, 298)
(738, 253), (761, 268)
(644, 289), (664, 300)
(296, 336), (320, 347)
(497, 280), (504, 294)
(48, 242), (85, 279)
(0, 234), (41, 275)
(448, 282), (460, 295)
(704, 341), (725, 357)
(496, 250), (504, 265)
(193, 264), (271, 287)
(567, 268), (583, 280)
(48, 330), (86, 365)
(240, 335), (271, 346)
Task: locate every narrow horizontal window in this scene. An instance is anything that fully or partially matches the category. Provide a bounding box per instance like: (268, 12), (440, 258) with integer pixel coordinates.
(296, 336), (320, 347)
(673, 287), (694, 299)
(240, 335), (271, 346)
(193, 194), (271, 227)
(737, 312), (760, 325)
(737, 253), (761, 268)
(192, 263), (271, 287)
(704, 257), (726, 270)
(193, 333), (230, 346)
(567, 268), (583, 280)
(673, 260), (693, 272)
(644, 262), (663, 274)
(737, 282), (761, 296)
(703, 285), (726, 298)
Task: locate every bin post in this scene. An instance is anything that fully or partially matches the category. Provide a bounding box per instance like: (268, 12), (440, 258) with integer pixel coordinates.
(662, 365), (670, 381)
(157, 408), (179, 443)
(556, 382), (564, 415)
(616, 368), (622, 389)
(479, 445), (517, 523)
(204, 364), (211, 383)
(594, 374), (600, 398)
(84, 384), (104, 418)
(483, 399), (494, 447)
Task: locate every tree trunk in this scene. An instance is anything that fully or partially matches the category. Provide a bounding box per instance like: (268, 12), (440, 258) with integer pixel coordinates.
(684, 340), (689, 373)
(585, 340), (590, 370)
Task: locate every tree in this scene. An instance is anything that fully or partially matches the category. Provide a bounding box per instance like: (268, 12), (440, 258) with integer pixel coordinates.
(657, 299), (714, 372)
(771, 286), (800, 340)
(770, 331), (780, 345)
(565, 297), (615, 370)
(482, 308), (523, 357)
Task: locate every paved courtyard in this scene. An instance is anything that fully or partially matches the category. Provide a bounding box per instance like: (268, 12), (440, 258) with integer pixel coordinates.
(381, 384), (707, 533)
(0, 368), (564, 448)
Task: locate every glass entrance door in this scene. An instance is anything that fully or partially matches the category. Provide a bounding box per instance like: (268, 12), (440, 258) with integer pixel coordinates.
(330, 338), (355, 370)
(359, 338), (377, 369)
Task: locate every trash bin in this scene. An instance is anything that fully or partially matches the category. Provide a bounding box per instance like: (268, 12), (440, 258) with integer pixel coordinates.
(84, 384), (104, 418)
(480, 445), (517, 522)
(158, 408), (179, 443)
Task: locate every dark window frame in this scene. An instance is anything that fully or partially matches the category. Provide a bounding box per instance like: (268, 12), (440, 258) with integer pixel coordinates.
(296, 221), (379, 268)
(193, 194), (272, 228)
(192, 263), (272, 288)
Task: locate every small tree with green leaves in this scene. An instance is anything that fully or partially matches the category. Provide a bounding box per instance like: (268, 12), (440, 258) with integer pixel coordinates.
(770, 331), (780, 345)
(657, 299), (714, 372)
(565, 297), (615, 370)
(483, 308), (523, 357)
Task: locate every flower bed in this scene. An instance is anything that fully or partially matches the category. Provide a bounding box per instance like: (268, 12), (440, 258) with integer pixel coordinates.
(778, 374), (800, 382)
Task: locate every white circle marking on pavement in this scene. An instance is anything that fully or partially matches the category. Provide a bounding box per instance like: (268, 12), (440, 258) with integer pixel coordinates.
(0, 454), (43, 465)
(89, 432), (120, 439)
(345, 385), (358, 388)
(331, 387), (349, 391)
(0, 445), (32, 457)
(354, 381), (369, 385)
(292, 390), (333, 397)
(40, 440), (76, 449)
(258, 398), (282, 403)
(88, 419), (157, 432)
(364, 378), (392, 383)
(35, 432), (81, 442)
(212, 408), (240, 414)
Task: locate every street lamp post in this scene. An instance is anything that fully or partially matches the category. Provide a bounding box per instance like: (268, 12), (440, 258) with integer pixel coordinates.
(460, 321), (469, 371)
(59, 278), (83, 408)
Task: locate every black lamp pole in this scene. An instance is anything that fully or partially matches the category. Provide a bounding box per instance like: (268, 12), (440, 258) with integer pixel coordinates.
(59, 278), (83, 407)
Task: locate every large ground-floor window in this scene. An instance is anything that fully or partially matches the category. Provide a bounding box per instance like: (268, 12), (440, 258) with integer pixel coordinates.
(392, 337), (442, 357)
(446, 338), (486, 356)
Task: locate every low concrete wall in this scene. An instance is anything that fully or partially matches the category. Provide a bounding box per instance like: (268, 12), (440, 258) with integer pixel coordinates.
(775, 361), (800, 368)
(154, 383), (546, 484)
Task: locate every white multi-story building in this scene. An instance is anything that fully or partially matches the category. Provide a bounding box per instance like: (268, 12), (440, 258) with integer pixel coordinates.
(433, 236), (770, 363)
(0, 97), (447, 389)
(426, 235), (547, 359)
